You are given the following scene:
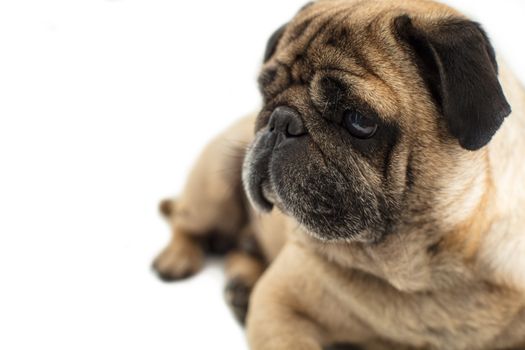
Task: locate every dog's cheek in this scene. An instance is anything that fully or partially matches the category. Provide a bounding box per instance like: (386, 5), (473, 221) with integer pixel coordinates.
(268, 137), (380, 241)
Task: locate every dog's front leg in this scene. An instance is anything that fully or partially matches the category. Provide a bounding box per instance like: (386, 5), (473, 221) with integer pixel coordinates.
(247, 292), (324, 350)
(246, 243), (328, 350)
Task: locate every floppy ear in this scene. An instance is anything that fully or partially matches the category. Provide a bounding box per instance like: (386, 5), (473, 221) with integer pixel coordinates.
(394, 15), (511, 151)
(263, 23), (287, 62)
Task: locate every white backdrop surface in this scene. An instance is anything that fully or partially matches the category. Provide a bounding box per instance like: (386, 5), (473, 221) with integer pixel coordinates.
(0, 1), (523, 349)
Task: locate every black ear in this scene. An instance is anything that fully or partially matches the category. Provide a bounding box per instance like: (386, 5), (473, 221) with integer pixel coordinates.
(263, 23), (287, 62)
(395, 15), (511, 150)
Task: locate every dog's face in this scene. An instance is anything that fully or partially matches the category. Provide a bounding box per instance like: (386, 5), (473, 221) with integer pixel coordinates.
(243, 0), (511, 243)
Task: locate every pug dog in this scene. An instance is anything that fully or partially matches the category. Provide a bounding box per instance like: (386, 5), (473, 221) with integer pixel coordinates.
(152, 0), (525, 349)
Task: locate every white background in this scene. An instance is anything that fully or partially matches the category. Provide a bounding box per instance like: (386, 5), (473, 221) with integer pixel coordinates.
(0, 1), (523, 349)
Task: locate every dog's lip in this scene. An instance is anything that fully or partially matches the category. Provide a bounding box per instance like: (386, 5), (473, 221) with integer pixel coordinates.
(244, 132), (278, 212)
(249, 175), (274, 212)
(261, 180), (277, 205)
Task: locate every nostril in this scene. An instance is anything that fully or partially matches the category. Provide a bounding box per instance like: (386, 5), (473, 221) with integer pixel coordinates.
(286, 115), (307, 137)
(268, 106), (307, 137)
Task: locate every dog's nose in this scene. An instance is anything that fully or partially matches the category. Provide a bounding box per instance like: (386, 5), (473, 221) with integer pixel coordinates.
(268, 106), (307, 137)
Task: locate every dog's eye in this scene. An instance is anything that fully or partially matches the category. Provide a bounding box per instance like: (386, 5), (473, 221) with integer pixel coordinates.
(343, 110), (378, 139)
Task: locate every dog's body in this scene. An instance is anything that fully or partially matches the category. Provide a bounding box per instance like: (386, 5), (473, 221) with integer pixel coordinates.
(153, 1), (525, 349)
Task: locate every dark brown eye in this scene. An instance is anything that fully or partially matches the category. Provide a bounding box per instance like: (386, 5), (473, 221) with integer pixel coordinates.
(343, 109), (378, 139)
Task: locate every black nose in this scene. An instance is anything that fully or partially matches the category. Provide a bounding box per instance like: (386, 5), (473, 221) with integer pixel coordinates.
(268, 106), (307, 137)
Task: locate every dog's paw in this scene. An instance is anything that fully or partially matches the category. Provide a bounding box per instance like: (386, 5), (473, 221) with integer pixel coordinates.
(224, 277), (253, 324)
(152, 242), (204, 282)
(159, 198), (176, 218)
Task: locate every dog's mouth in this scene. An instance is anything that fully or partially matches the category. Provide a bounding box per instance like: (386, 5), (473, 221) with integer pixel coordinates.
(243, 130), (387, 243)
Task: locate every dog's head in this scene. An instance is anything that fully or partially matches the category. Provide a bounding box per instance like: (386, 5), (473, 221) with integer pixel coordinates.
(243, 0), (511, 243)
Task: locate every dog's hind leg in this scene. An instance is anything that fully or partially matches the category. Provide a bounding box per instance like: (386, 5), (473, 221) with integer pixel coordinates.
(224, 226), (266, 324)
(152, 116), (255, 281)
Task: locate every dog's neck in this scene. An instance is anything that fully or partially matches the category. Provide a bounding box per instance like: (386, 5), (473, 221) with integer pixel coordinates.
(305, 227), (478, 293)
(490, 62), (525, 213)
(477, 62), (525, 292)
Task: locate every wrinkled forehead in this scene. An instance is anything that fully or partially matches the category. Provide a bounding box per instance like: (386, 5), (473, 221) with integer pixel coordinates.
(263, 2), (403, 122)
(271, 0), (461, 69)
(275, 1), (367, 64)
